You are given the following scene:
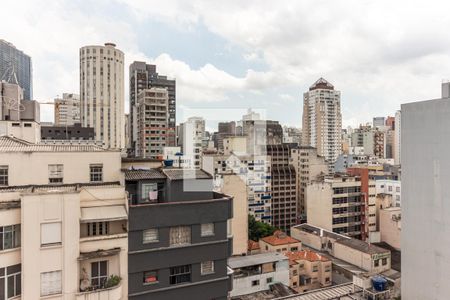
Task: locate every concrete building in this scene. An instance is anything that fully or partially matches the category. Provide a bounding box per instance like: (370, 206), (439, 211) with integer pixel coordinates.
(0, 135), (128, 299)
(41, 123), (95, 142)
(228, 252), (289, 298)
(0, 81), (40, 123)
(291, 224), (391, 273)
(282, 126), (302, 145)
(162, 146), (194, 169)
(0, 39), (32, 100)
(290, 146), (328, 220)
(136, 88), (169, 158)
(217, 121), (237, 151)
(285, 250), (332, 293)
(306, 174), (365, 240)
(393, 110), (401, 165)
(0, 120), (40, 143)
(376, 179), (401, 207)
(379, 207), (401, 251)
(124, 167), (233, 300)
(129, 62), (176, 154)
(223, 136), (247, 156)
(372, 117), (385, 128)
(80, 43), (124, 149)
(259, 230), (301, 253)
(267, 144), (297, 232)
(242, 120), (283, 155)
(401, 89), (450, 299)
(54, 93), (80, 126)
(302, 78), (342, 169)
(180, 117), (205, 169)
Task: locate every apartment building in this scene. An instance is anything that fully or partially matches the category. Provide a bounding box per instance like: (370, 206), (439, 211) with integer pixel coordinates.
(228, 252), (289, 298)
(136, 88), (169, 158)
(54, 93), (80, 126)
(302, 78), (342, 169)
(0, 135), (128, 299)
(267, 144), (297, 232)
(291, 224), (391, 273)
(124, 167), (233, 300)
(179, 117), (205, 169)
(0, 81), (40, 123)
(259, 230), (301, 253)
(290, 146), (328, 220)
(306, 174), (364, 240)
(285, 249), (332, 293)
(41, 123), (95, 142)
(376, 179), (401, 207)
(203, 153), (272, 224)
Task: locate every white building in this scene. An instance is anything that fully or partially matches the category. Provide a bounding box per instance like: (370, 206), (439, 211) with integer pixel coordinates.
(180, 117), (205, 169)
(79, 43), (125, 149)
(302, 78), (342, 169)
(376, 179), (401, 207)
(393, 110), (401, 165)
(228, 252), (289, 297)
(162, 146), (194, 169)
(401, 87), (450, 299)
(54, 93), (80, 126)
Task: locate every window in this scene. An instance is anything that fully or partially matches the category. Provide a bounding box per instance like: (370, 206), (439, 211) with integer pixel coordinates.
(41, 222), (61, 246)
(0, 264), (21, 299)
(143, 229), (159, 244)
(267, 277), (273, 284)
(382, 258), (388, 266)
(91, 261), (108, 288)
(143, 271), (158, 284)
(87, 222), (109, 236)
(169, 265), (191, 285)
(201, 223), (214, 237)
(201, 261), (214, 275)
(170, 226), (191, 246)
(41, 270), (62, 296)
(251, 280), (260, 286)
(312, 265), (318, 272)
(290, 247), (298, 251)
(0, 225), (20, 250)
(0, 166), (8, 186)
(48, 164), (63, 183)
(90, 164), (103, 182)
(374, 259), (380, 267)
(141, 183), (158, 202)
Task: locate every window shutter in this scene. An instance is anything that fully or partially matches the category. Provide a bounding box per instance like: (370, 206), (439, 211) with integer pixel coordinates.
(41, 223), (61, 246)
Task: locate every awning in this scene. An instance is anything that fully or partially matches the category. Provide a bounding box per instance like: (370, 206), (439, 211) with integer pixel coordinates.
(80, 205), (127, 222)
(78, 248), (121, 261)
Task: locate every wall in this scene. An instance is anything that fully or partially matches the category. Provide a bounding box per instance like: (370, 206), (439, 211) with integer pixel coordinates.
(379, 208), (401, 250)
(306, 183), (333, 231)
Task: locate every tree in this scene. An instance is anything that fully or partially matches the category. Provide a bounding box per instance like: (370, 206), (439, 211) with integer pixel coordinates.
(248, 215), (277, 241)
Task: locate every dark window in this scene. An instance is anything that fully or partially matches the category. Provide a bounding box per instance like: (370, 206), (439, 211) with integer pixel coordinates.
(0, 225), (20, 251)
(91, 261), (107, 288)
(90, 164), (103, 182)
(143, 271), (158, 284)
(0, 166), (8, 186)
(169, 265), (191, 285)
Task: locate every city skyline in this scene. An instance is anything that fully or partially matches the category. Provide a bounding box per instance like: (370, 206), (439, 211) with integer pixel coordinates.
(2, 1), (449, 127)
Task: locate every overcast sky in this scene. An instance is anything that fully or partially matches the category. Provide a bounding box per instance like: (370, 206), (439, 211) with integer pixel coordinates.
(1, 0), (449, 128)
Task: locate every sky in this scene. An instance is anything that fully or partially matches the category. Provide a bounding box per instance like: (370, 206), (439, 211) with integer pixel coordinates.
(1, 0), (449, 128)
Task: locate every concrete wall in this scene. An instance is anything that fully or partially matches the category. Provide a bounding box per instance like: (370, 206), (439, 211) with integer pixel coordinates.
(306, 183), (333, 231)
(401, 98), (450, 299)
(379, 207), (401, 250)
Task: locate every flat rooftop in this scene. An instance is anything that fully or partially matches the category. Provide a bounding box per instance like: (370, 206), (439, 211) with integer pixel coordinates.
(335, 239), (389, 255)
(275, 283), (357, 300)
(228, 252), (287, 269)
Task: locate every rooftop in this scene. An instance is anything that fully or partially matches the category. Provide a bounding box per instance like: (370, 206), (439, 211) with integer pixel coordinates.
(285, 249), (330, 264)
(228, 252), (287, 269)
(293, 224), (348, 242)
(162, 168), (213, 180)
(309, 77), (334, 91)
(275, 283), (356, 300)
(335, 238), (390, 255)
(248, 240), (260, 251)
(0, 181), (121, 194)
(123, 169), (166, 180)
(261, 230), (300, 246)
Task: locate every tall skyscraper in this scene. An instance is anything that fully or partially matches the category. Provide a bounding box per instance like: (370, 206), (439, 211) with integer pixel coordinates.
(54, 93), (80, 126)
(180, 117), (205, 168)
(79, 43), (124, 149)
(302, 78), (342, 168)
(129, 61), (176, 155)
(0, 39), (32, 100)
(401, 83), (450, 299)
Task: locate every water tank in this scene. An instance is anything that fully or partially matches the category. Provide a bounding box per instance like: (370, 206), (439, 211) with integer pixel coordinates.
(163, 159), (174, 167)
(372, 276), (387, 292)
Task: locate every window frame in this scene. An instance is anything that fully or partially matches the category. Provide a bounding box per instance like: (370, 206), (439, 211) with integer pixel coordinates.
(48, 164), (64, 184)
(87, 222), (109, 237)
(40, 270), (62, 296)
(40, 222), (62, 247)
(143, 228), (159, 244)
(90, 164), (103, 182)
(169, 265), (191, 285)
(200, 261), (215, 275)
(0, 166), (8, 186)
(200, 223), (215, 237)
(91, 260), (108, 289)
(0, 224), (20, 251)
(169, 226), (191, 246)
(143, 270), (158, 285)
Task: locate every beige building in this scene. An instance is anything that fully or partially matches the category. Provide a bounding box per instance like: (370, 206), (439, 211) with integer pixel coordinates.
(0, 135), (128, 299)
(136, 88), (168, 158)
(0, 120), (40, 143)
(379, 207), (401, 250)
(306, 174), (364, 240)
(290, 146), (328, 218)
(302, 78), (342, 168)
(259, 230), (301, 253)
(54, 93), (80, 126)
(80, 43), (124, 149)
(286, 249), (332, 293)
(223, 136), (247, 156)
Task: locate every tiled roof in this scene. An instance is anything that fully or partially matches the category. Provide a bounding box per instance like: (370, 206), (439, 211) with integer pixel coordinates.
(0, 135), (110, 152)
(123, 169), (166, 180)
(0, 182), (121, 193)
(335, 238), (390, 255)
(162, 168), (212, 180)
(248, 240), (260, 251)
(285, 250), (330, 265)
(261, 230), (300, 246)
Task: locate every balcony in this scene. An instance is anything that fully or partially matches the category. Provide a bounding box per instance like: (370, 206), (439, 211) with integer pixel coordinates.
(76, 282), (122, 300)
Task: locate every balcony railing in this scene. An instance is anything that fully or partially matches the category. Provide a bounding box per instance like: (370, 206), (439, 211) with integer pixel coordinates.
(76, 282), (122, 300)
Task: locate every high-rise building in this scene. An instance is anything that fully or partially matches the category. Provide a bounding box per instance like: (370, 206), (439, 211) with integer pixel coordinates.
(136, 88), (169, 158)
(79, 43), (124, 149)
(373, 117), (385, 128)
(302, 78), (342, 169)
(401, 86), (450, 299)
(129, 61), (176, 155)
(54, 93), (80, 126)
(393, 110), (401, 165)
(179, 117), (205, 169)
(0, 39), (32, 100)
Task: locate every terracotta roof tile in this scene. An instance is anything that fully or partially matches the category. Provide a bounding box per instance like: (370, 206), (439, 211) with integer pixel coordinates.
(248, 240), (260, 251)
(285, 249), (330, 264)
(261, 230), (300, 246)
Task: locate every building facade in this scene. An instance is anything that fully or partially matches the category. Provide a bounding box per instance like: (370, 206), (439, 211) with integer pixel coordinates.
(54, 93), (80, 126)
(0, 39), (32, 100)
(179, 117), (205, 169)
(376, 179), (401, 207)
(41, 123), (95, 141)
(79, 43), (124, 149)
(302, 78), (342, 169)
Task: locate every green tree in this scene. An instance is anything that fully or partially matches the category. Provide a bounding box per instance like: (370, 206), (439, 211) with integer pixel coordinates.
(248, 215), (277, 241)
